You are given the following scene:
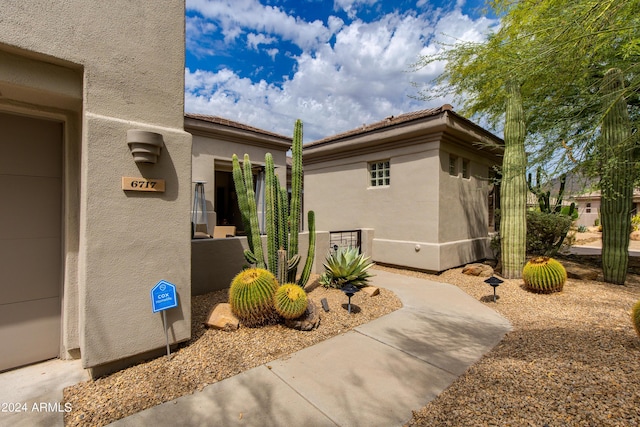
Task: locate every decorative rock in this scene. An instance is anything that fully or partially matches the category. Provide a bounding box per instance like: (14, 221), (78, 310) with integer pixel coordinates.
(631, 230), (640, 241)
(462, 263), (494, 277)
(361, 286), (380, 297)
(205, 303), (239, 331)
(285, 299), (321, 331)
(565, 264), (599, 281)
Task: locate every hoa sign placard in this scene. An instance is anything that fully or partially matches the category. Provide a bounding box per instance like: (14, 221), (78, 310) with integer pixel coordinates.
(150, 280), (178, 313)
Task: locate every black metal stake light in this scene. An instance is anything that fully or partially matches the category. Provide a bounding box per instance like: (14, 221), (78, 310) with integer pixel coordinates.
(341, 283), (360, 314)
(484, 276), (504, 302)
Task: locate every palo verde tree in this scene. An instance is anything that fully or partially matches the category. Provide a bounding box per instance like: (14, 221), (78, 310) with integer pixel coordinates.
(414, 0), (640, 283)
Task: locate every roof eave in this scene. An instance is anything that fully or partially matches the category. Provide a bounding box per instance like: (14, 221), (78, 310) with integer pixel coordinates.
(185, 116), (292, 151)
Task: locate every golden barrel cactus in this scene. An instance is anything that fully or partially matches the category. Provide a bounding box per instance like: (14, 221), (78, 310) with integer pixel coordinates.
(229, 268), (279, 327)
(273, 283), (308, 320)
(632, 300), (640, 339)
(522, 256), (567, 293)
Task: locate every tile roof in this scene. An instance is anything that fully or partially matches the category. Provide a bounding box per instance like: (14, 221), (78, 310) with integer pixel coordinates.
(305, 104), (453, 147)
(185, 113), (291, 140)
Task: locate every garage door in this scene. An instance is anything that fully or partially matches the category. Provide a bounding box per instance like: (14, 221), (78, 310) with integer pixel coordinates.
(0, 112), (62, 372)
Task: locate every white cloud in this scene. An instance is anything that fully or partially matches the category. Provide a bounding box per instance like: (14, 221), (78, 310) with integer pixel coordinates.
(333, 0), (379, 19)
(185, 2), (498, 142)
(187, 0), (334, 50)
(247, 33), (277, 50)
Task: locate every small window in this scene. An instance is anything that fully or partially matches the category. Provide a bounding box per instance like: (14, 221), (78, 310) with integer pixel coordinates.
(462, 159), (470, 179)
(449, 154), (458, 176)
(369, 160), (390, 187)
(586, 202), (591, 213)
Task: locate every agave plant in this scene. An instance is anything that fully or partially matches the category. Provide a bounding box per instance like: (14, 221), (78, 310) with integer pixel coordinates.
(320, 246), (374, 289)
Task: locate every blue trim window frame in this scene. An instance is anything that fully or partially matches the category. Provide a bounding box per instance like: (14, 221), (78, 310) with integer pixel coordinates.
(369, 160), (390, 187)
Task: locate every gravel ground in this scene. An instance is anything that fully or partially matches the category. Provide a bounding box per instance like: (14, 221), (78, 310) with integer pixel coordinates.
(389, 262), (640, 427)
(63, 259), (640, 427)
(62, 277), (401, 427)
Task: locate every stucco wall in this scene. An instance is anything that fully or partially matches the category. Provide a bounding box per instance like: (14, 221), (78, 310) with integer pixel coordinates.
(305, 143), (440, 237)
(1, 1), (192, 373)
(192, 232), (329, 295)
(436, 144), (493, 269)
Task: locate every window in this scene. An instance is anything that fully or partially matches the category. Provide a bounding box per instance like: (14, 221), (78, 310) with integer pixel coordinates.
(449, 154), (458, 176)
(369, 160), (390, 186)
(586, 202), (591, 213)
(462, 158), (470, 179)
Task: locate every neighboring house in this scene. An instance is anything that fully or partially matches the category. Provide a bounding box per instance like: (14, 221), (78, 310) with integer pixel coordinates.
(1, 2), (192, 377)
(186, 113), (292, 236)
(303, 105), (504, 272)
(571, 189), (640, 227)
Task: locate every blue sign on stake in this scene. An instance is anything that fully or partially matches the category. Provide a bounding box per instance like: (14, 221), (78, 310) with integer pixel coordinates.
(150, 280), (178, 313)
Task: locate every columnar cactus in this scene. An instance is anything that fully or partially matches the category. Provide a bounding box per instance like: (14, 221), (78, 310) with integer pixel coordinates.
(232, 154), (266, 269)
(500, 79), (528, 279)
(231, 120), (316, 288)
(288, 120), (304, 281)
(527, 168), (576, 256)
(599, 68), (633, 285)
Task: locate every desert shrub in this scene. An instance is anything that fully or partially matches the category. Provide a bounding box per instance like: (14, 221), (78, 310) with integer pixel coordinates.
(559, 205), (579, 221)
(631, 214), (640, 232)
(577, 225), (588, 233)
(526, 210), (573, 256)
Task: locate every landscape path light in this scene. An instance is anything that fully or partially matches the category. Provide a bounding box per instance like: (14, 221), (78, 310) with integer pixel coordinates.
(484, 275), (503, 303)
(340, 283), (360, 314)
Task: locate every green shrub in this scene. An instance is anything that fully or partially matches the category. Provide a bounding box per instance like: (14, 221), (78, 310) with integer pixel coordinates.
(273, 283), (308, 320)
(320, 246), (374, 289)
(631, 214), (640, 232)
(559, 205), (579, 221)
(522, 256), (567, 293)
(526, 210), (573, 256)
(577, 225), (588, 233)
(228, 268), (279, 327)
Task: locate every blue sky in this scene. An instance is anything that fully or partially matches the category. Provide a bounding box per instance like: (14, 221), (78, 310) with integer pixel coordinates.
(185, 0), (498, 142)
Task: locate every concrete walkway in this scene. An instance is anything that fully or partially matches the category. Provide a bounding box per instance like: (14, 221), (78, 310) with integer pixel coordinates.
(0, 270), (511, 427)
(0, 358), (89, 427)
(109, 270), (511, 427)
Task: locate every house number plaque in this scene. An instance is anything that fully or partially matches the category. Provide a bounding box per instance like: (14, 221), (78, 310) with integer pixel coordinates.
(122, 177), (165, 192)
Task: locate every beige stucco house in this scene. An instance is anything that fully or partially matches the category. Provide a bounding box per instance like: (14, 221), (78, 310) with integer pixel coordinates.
(303, 105), (503, 272)
(571, 189), (640, 227)
(1, 2), (192, 377)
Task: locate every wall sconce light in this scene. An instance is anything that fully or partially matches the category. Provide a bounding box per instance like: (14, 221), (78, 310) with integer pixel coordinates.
(126, 129), (164, 164)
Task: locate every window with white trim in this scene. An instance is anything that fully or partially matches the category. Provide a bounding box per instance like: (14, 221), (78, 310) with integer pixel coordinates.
(369, 160), (390, 187)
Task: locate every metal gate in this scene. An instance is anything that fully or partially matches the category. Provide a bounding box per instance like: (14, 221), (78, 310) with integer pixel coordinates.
(329, 230), (361, 252)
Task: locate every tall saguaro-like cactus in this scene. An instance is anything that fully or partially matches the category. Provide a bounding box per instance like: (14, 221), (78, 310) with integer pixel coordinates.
(500, 79), (528, 279)
(599, 68), (633, 285)
(232, 120), (316, 289)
